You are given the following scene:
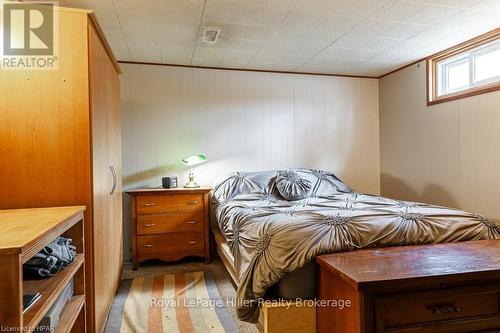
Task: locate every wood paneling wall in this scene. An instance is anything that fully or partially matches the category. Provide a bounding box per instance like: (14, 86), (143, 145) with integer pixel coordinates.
(121, 63), (380, 259)
(380, 61), (500, 221)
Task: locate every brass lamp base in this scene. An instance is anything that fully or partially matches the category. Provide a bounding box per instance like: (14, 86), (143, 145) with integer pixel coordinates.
(184, 171), (200, 188)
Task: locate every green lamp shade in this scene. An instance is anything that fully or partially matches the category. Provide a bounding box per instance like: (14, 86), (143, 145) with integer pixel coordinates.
(182, 154), (207, 166)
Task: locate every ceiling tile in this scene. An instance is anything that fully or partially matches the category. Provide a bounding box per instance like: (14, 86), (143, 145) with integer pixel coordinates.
(329, 34), (374, 49)
(373, 0), (429, 22)
(432, 0), (482, 8)
(294, 0), (391, 19)
(203, 0), (296, 27)
(364, 37), (403, 51)
(319, 46), (378, 60)
(390, 38), (428, 53)
(381, 23), (429, 39)
(162, 44), (193, 65)
(220, 50), (255, 66)
(200, 23), (273, 41)
(250, 52), (310, 66)
(63, 0), (500, 77)
(128, 41), (162, 63)
(405, 4), (462, 25)
(471, 0), (500, 12)
(279, 11), (361, 35)
(349, 19), (398, 36)
(198, 37), (265, 52)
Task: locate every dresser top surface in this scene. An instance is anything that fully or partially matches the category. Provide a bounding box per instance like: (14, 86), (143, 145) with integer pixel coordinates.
(317, 240), (500, 287)
(126, 187), (212, 195)
(0, 206), (85, 253)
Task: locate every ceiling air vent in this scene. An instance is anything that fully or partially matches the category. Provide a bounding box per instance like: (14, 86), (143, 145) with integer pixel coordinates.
(202, 28), (221, 45)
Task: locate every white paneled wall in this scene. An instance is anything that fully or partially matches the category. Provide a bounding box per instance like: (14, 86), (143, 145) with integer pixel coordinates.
(121, 63), (379, 259)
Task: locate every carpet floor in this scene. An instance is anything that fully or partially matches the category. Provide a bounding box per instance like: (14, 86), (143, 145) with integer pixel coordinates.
(112, 257), (260, 333)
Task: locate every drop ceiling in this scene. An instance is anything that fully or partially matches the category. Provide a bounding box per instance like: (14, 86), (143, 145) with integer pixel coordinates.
(63, 0), (500, 77)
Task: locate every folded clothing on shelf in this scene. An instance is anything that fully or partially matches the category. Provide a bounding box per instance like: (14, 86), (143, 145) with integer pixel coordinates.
(24, 237), (77, 279)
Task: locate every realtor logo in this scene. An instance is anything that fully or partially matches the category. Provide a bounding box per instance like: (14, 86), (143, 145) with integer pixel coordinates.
(1, 1), (59, 70)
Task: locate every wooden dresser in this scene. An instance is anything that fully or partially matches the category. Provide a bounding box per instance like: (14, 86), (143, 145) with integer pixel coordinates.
(0, 207), (86, 332)
(316, 240), (500, 333)
(127, 188), (211, 269)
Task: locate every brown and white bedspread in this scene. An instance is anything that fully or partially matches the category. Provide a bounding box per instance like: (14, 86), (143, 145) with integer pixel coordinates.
(211, 169), (500, 323)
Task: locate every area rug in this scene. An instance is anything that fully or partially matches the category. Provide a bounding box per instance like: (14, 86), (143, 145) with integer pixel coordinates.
(104, 271), (238, 332)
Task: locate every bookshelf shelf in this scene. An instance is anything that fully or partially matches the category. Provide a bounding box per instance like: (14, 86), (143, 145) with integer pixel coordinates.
(0, 207), (86, 332)
(54, 295), (85, 333)
(23, 254), (84, 329)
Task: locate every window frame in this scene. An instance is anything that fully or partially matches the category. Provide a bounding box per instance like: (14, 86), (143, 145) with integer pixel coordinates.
(427, 28), (500, 106)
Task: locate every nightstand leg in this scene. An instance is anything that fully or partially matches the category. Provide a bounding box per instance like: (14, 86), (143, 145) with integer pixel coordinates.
(205, 255), (211, 264)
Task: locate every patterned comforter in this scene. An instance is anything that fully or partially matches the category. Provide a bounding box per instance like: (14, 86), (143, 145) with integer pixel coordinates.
(211, 169), (500, 322)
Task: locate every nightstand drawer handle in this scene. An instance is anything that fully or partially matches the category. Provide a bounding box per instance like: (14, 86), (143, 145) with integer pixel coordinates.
(144, 244), (155, 248)
(186, 221), (197, 224)
(188, 200), (200, 205)
(427, 303), (461, 315)
(143, 223), (156, 227)
(144, 202), (156, 206)
(188, 241), (199, 244)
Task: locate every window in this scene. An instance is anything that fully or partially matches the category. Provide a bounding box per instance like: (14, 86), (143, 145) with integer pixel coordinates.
(427, 29), (500, 105)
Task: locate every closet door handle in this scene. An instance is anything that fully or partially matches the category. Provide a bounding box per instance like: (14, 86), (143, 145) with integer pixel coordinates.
(109, 166), (117, 195)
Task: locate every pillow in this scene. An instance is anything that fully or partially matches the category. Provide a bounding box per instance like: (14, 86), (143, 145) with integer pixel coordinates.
(275, 170), (311, 200)
(211, 171), (278, 204)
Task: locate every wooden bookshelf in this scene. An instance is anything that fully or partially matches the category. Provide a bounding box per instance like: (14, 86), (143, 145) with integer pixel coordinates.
(0, 206), (86, 332)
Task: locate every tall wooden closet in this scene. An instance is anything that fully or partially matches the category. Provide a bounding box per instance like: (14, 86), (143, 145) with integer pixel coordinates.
(0, 7), (122, 332)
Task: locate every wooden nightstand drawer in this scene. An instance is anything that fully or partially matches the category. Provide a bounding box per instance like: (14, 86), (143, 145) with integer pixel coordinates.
(136, 194), (202, 214)
(137, 233), (204, 256)
(137, 213), (204, 235)
(379, 287), (500, 329)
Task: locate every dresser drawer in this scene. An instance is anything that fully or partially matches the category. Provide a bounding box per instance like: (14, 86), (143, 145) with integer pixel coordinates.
(379, 287), (500, 329)
(136, 194), (203, 214)
(137, 233), (204, 256)
(137, 213), (204, 235)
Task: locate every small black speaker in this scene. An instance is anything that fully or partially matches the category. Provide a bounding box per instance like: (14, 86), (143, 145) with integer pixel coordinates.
(162, 176), (178, 189)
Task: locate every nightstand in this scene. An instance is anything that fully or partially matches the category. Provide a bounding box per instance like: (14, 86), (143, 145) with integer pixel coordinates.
(127, 187), (211, 270)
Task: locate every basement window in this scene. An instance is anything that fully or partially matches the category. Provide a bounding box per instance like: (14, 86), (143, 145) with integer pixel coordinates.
(427, 29), (500, 105)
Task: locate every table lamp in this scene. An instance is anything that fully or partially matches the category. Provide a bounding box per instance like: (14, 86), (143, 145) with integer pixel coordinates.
(182, 154), (207, 188)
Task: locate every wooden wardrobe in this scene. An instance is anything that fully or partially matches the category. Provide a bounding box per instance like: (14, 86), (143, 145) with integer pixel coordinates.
(0, 7), (122, 333)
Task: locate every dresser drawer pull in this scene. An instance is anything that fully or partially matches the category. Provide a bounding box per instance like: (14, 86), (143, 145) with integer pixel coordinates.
(188, 241), (199, 244)
(143, 244), (155, 248)
(143, 223), (156, 227)
(143, 202), (156, 206)
(188, 200), (200, 205)
(186, 221), (197, 224)
(427, 303), (462, 315)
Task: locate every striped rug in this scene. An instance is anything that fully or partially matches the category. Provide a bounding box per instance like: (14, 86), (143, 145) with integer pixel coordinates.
(105, 271), (238, 333)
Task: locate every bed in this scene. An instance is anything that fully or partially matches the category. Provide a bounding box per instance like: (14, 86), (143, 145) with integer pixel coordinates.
(210, 169), (500, 325)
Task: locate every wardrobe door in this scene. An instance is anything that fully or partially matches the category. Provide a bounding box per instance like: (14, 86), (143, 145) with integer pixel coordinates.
(107, 32), (123, 303)
(0, 9), (91, 209)
(88, 20), (123, 333)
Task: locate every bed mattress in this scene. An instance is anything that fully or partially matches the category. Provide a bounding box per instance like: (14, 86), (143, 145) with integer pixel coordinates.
(211, 169), (500, 323)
